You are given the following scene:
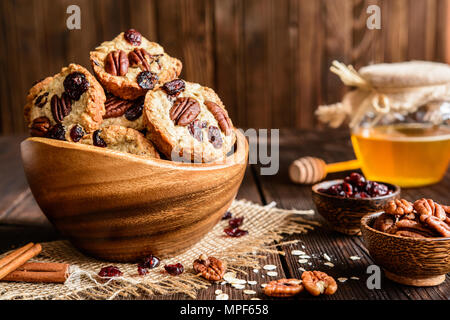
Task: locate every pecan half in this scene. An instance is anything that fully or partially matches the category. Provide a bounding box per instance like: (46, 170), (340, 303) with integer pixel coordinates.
(413, 198), (446, 221)
(263, 279), (303, 297)
(128, 48), (152, 71)
(373, 213), (397, 233)
(51, 93), (72, 123)
(393, 219), (437, 238)
(204, 101), (232, 136)
(105, 50), (129, 76)
(384, 199), (414, 216)
(419, 215), (450, 237)
(193, 254), (226, 281)
(104, 95), (134, 119)
(301, 271), (337, 296)
(30, 117), (51, 137)
(170, 97), (200, 126)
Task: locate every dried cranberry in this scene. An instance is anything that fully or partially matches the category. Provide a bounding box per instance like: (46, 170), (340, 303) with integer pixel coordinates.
(162, 79), (185, 96)
(188, 120), (204, 142)
(343, 183), (353, 196)
(35, 92), (49, 108)
(98, 266), (122, 278)
(125, 96), (144, 121)
(93, 130), (107, 148)
(46, 124), (66, 141)
(208, 126), (223, 149)
(70, 125), (85, 142)
(222, 211), (232, 220)
(137, 71), (158, 90)
(224, 227), (248, 237)
(229, 217), (244, 228)
(124, 29), (142, 46)
(164, 263), (184, 276)
(138, 255), (160, 275)
(368, 182), (389, 197)
(63, 72), (90, 101)
(344, 172), (366, 187)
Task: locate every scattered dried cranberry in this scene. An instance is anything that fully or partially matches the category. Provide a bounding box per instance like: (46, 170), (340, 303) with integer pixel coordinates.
(224, 227), (248, 237)
(318, 172), (392, 199)
(137, 71), (158, 90)
(70, 125), (85, 142)
(63, 72), (90, 101)
(137, 255), (160, 275)
(46, 124), (66, 141)
(93, 130), (107, 148)
(124, 29), (142, 46)
(162, 79), (185, 96)
(222, 211), (232, 220)
(124, 96), (144, 121)
(164, 263), (184, 276)
(229, 217), (244, 228)
(98, 266), (122, 278)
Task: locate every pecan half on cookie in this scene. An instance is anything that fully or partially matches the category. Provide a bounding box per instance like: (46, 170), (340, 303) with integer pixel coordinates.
(90, 29), (182, 100)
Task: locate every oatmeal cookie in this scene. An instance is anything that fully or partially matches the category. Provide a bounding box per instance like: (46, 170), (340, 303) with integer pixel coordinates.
(90, 29), (182, 100)
(101, 93), (146, 131)
(24, 64), (106, 141)
(80, 125), (160, 158)
(144, 80), (236, 162)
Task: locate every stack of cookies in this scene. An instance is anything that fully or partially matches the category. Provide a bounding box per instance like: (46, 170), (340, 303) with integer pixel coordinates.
(24, 29), (236, 163)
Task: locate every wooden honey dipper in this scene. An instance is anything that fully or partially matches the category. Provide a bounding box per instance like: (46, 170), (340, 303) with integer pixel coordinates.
(289, 157), (360, 184)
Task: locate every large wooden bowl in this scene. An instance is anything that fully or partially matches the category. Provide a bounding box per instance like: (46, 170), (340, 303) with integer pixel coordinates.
(21, 129), (248, 262)
(361, 212), (450, 287)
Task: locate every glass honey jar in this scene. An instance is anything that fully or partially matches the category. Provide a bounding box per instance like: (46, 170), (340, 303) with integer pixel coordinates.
(317, 61), (450, 187)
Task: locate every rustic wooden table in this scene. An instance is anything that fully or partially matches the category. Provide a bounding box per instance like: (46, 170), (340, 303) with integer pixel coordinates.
(0, 129), (448, 300)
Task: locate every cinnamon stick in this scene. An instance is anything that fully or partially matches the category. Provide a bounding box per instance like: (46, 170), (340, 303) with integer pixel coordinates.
(0, 243), (42, 280)
(18, 262), (69, 273)
(2, 269), (67, 283)
(0, 242), (34, 269)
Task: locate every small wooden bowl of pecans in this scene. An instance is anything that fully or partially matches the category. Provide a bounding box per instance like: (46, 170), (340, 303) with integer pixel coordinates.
(361, 198), (450, 286)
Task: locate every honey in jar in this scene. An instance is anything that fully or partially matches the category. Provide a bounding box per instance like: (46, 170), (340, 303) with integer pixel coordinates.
(351, 124), (450, 187)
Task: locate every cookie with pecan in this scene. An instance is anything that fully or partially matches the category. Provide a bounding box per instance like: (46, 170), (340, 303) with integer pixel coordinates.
(144, 80), (236, 163)
(101, 94), (146, 131)
(80, 125), (160, 159)
(90, 29), (182, 100)
(24, 64), (106, 141)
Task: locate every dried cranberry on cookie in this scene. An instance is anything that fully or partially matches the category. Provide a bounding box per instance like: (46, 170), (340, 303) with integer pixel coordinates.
(144, 80), (236, 162)
(80, 125), (160, 159)
(24, 64), (106, 141)
(90, 29), (182, 100)
(101, 93), (146, 131)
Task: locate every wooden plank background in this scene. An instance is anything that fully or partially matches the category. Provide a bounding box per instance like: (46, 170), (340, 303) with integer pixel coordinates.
(0, 0), (449, 135)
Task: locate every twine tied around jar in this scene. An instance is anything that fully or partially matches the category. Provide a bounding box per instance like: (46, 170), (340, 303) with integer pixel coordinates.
(316, 60), (450, 128)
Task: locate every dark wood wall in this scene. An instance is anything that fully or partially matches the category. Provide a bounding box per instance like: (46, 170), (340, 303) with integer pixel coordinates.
(1, 0), (449, 134)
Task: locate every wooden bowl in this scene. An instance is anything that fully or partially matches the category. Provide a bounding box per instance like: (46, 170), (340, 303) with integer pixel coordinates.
(20, 129), (248, 262)
(312, 179), (400, 235)
(361, 212), (450, 286)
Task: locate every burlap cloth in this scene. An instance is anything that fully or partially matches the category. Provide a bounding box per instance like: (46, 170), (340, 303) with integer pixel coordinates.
(0, 200), (319, 300)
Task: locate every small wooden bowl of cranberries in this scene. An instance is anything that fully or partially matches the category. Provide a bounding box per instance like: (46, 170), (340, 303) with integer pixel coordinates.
(312, 173), (400, 236)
